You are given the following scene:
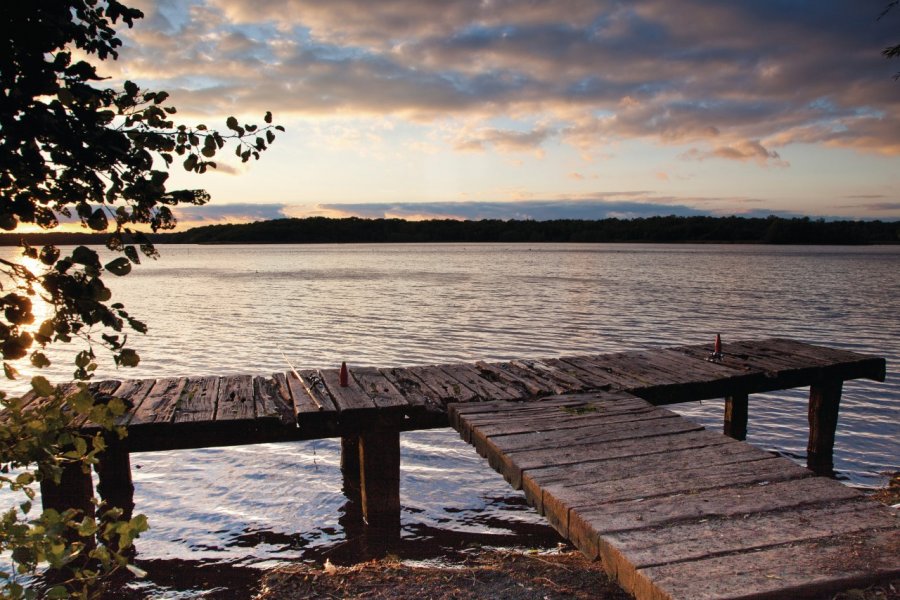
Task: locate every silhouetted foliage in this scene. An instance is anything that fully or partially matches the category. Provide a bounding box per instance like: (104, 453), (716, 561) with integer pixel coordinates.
(881, 1), (900, 78)
(0, 1), (280, 596)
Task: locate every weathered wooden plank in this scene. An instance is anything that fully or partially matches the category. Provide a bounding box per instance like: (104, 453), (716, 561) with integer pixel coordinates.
(590, 351), (692, 387)
(475, 411), (688, 456)
(561, 355), (654, 390)
(380, 367), (441, 411)
(296, 369), (338, 412)
(276, 371), (318, 416)
(73, 379), (123, 429)
(480, 423), (714, 490)
(471, 418), (703, 480)
(567, 476), (864, 558)
(406, 365), (479, 404)
(173, 376), (220, 423)
(129, 377), (188, 425)
(541, 456), (812, 540)
(111, 378), (156, 426)
(254, 375), (295, 424)
(468, 363), (532, 399)
(466, 403), (662, 441)
(510, 358), (588, 392)
(215, 375), (255, 421)
(474, 361), (556, 396)
(634, 529), (900, 600)
(604, 498), (898, 573)
(649, 347), (752, 380)
(350, 367), (410, 410)
(537, 357), (616, 389)
(437, 363), (519, 401)
(450, 392), (647, 438)
(675, 343), (791, 377)
(766, 337), (886, 380)
(522, 440), (771, 513)
(319, 367), (377, 413)
(497, 360), (575, 394)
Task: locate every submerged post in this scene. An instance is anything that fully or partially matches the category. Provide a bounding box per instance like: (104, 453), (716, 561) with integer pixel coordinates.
(95, 443), (135, 520)
(807, 379), (843, 475)
(340, 434), (361, 492)
(41, 461), (95, 522)
(358, 430), (401, 529)
(723, 392), (749, 441)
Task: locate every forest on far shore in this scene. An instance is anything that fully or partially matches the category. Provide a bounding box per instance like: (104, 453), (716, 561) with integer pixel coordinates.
(2, 215), (898, 247)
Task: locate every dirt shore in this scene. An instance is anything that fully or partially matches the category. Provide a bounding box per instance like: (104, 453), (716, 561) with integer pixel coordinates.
(255, 473), (899, 600)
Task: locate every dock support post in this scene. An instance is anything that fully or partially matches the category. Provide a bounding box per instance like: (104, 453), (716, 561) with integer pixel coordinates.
(723, 392), (749, 441)
(358, 431), (401, 530)
(807, 380), (843, 475)
(41, 461), (94, 517)
(95, 445), (135, 520)
(341, 435), (361, 492)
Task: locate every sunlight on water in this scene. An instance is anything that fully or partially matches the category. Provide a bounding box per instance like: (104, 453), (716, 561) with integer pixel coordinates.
(1, 243), (898, 596)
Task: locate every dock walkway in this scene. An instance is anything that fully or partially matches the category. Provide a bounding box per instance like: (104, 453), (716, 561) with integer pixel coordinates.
(17, 337), (894, 598)
(450, 391), (899, 599)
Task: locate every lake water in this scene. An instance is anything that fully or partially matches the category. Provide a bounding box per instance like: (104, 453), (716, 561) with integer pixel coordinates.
(2, 243), (898, 598)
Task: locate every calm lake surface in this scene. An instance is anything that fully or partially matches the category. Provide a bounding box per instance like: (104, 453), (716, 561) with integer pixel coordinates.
(3, 243), (899, 598)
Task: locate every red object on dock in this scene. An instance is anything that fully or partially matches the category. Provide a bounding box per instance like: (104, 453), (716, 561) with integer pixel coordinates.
(714, 333), (722, 355)
(339, 362), (349, 387)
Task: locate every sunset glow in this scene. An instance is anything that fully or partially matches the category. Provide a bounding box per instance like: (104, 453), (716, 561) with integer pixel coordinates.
(81, 1), (900, 226)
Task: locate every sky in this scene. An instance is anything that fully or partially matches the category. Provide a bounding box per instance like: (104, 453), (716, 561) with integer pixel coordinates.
(97, 0), (900, 227)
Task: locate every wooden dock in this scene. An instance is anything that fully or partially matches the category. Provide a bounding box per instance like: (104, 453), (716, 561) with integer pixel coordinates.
(18, 337), (894, 597)
(450, 392), (899, 599)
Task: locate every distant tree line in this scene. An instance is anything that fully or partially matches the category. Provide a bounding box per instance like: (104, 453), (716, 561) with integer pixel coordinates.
(2, 215), (898, 247)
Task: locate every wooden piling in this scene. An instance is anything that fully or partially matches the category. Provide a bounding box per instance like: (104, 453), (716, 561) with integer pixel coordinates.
(95, 445), (135, 520)
(358, 431), (401, 529)
(807, 379), (843, 474)
(40, 460), (94, 516)
(340, 434), (361, 492)
(723, 392), (749, 441)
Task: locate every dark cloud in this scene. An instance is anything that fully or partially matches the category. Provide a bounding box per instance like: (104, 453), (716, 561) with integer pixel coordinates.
(173, 203), (290, 223)
(317, 199), (708, 221)
(119, 0), (900, 159)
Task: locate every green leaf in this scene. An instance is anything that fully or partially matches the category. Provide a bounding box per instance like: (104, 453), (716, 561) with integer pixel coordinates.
(87, 208), (109, 231)
(47, 585), (69, 599)
(105, 257), (132, 276)
(117, 349), (140, 368)
(183, 154), (198, 172)
(264, 111), (273, 123)
(30, 351), (51, 368)
(39, 245), (60, 266)
(266, 130), (275, 144)
(124, 245), (140, 264)
(31, 376), (53, 397)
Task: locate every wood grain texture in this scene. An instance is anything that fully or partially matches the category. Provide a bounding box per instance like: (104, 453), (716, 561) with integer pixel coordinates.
(350, 367), (409, 410)
(215, 375), (255, 421)
(129, 377), (187, 425)
(174, 377), (219, 423)
(452, 388), (898, 600)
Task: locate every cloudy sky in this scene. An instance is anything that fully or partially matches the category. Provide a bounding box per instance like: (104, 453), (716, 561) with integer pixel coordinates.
(107, 0), (899, 226)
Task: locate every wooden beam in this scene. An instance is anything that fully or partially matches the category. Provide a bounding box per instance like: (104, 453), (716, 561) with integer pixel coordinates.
(723, 392), (749, 441)
(807, 379), (843, 475)
(358, 431), (401, 529)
